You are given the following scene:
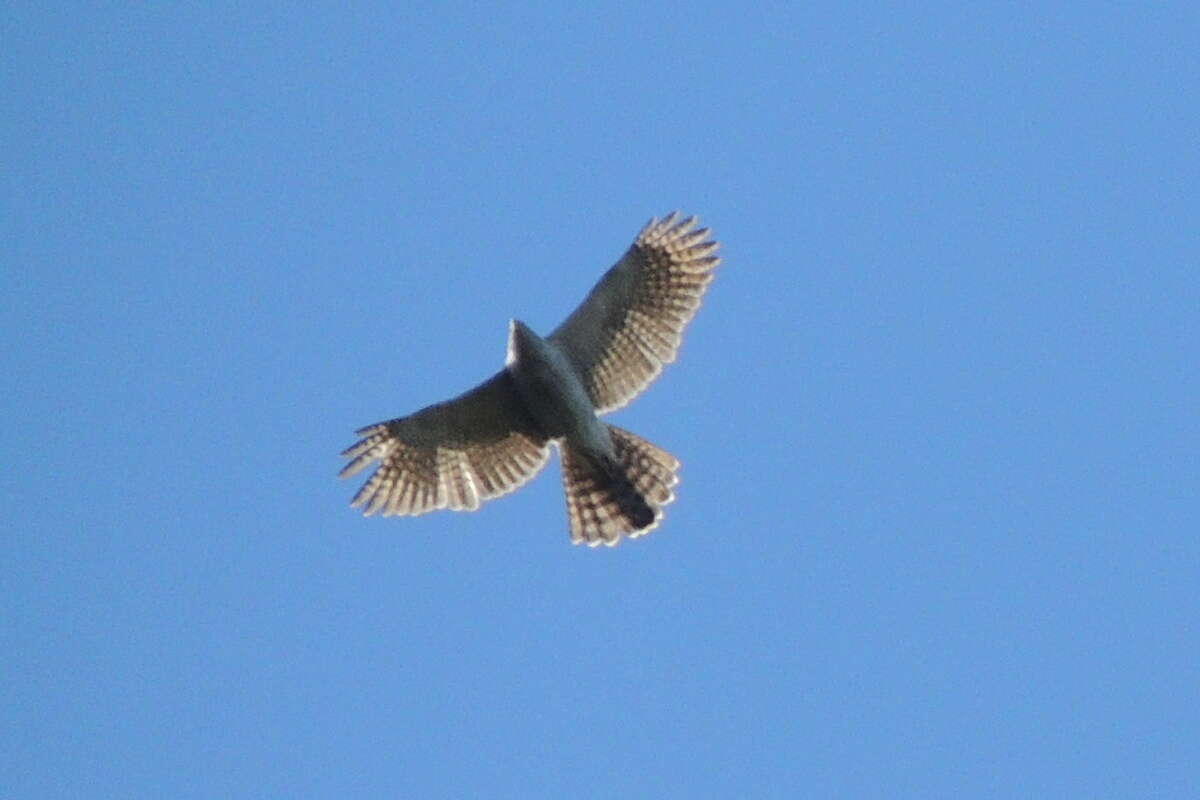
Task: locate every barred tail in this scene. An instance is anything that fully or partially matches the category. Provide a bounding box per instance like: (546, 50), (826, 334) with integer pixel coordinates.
(560, 425), (680, 547)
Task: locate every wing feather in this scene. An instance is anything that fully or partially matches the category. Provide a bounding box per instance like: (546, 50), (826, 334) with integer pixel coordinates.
(549, 213), (721, 413)
(339, 370), (550, 517)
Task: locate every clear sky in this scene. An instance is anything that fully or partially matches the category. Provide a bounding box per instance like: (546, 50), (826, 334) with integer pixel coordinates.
(3, 2), (1196, 797)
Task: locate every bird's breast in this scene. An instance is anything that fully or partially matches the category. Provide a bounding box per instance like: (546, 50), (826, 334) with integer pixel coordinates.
(508, 337), (603, 446)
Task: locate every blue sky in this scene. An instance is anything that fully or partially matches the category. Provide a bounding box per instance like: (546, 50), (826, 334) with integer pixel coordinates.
(3, 2), (1196, 797)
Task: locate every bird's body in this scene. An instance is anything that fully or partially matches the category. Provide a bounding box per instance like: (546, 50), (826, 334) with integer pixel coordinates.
(340, 213), (720, 547)
(506, 319), (610, 453)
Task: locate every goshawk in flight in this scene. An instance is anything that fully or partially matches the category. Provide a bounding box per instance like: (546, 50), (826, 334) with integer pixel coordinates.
(339, 212), (721, 547)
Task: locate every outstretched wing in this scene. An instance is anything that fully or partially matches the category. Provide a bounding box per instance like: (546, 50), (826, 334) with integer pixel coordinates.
(339, 370), (550, 516)
(549, 213), (721, 414)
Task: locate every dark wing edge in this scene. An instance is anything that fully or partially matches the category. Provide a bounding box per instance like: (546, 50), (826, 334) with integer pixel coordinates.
(339, 370), (550, 516)
(549, 212), (721, 414)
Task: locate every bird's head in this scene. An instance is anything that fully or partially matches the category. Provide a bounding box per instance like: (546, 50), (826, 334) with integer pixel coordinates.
(506, 318), (541, 366)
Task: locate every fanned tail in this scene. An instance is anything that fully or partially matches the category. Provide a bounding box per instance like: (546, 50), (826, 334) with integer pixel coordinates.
(560, 425), (680, 547)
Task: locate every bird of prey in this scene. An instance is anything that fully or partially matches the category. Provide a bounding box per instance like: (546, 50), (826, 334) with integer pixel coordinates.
(339, 212), (721, 547)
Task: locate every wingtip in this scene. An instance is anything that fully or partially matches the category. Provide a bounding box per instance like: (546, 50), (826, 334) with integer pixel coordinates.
(637, 211), (709, 244)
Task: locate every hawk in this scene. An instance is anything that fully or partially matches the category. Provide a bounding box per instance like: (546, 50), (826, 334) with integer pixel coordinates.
(339, 212), (721, 546)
